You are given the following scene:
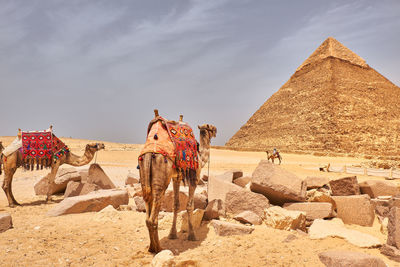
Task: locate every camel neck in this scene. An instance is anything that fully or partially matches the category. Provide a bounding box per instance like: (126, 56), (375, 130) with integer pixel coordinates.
(199, 132), (211, 168)
(66, 147), (96, 166)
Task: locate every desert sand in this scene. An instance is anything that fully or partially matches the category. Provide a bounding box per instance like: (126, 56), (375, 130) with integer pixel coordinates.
(0, 136), (398, 266)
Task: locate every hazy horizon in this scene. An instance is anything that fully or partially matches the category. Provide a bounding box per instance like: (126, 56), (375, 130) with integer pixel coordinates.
(1, 0), (399, 145)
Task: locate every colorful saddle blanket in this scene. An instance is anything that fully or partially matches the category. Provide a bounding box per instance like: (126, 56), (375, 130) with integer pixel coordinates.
(22, 131), (69, 162)
(140, 117), (199, 184)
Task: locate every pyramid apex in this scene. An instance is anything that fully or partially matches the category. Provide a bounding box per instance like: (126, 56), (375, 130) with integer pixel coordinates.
(297, 37), (368, 71)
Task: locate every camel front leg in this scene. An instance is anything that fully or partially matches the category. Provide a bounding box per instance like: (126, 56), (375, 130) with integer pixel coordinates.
(46, 160), (60, 202)
(168, 176), (180, 239)
(2, 167), (19, 207)
(187, 183), (197, 241)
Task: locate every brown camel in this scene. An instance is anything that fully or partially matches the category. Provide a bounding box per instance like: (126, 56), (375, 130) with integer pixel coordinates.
(138, 112), (217, 253)
(1, 142), (105, 207)
(266, 150), (282, 164)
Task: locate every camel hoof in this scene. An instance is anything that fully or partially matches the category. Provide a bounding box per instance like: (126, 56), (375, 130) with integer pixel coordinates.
(168, 232), (178, 240)
(148, 246), (162, 254)
(187, 234), (198, 241)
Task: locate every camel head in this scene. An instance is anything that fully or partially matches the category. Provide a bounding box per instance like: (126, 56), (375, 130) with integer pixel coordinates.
(198, 124), (217, 139)
(86, 143), (105, 152)
(0, 141), (3, 152)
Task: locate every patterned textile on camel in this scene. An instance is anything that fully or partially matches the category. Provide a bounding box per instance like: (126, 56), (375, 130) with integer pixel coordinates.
(139, 116), (199, 185)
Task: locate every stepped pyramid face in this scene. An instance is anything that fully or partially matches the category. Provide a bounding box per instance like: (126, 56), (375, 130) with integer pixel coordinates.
(226, 37), (400, 157)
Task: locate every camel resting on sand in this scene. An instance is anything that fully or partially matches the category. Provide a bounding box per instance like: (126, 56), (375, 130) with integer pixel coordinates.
(1, 140), (105, 207)
(138, 110), (217, 253)
(266, 150), (282, 164)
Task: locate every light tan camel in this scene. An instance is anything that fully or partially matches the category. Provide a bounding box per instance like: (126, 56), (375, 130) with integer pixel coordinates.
(266, 150), (282, 164)
(1, 142), (105, 207)
(139, 112), (217, 253)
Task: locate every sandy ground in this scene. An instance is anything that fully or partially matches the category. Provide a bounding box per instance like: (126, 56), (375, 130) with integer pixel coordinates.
(0, 136), (399, 266)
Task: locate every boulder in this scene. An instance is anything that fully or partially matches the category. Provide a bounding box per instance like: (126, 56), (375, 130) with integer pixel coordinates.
(250, 160), (306, 205)
(264, 206), (306, 231)
(180, 209), (204, 232)
(359, 180), (400, 198)
(306, 189), (336, 209)
(161, 188), (207, 212)
(234, 211), (262, 225)
(305, 176), (330, 189)
(151, 250), (175, 267)
(309, 219), (381, 248)
(225, 189), (270, 217)
(34, 167), (81, 195)
(0, 213), (12, 233)
(318, 250), (386, 267)
(87, 164), (116, 189)
(125, 173), (139, 186)
(233, 176), (251, 188)
(134, 196), (146, 212)
(210, 220), (254, 236)
(47, 190), (129, 216)
(380, 244), (400, 263)
(79, 169), (89, 183)
(204, 199), (225, 220)
(64, 181), (99, 198)
(126, 184), (143, 198)
(388, 207), (400, 249)
(332, 194), (375, 226)
(208, 175), (243, 202)
(329, 176), (360, 196)
(215, 170), (243, 183)
(371, 198), (391, 217)
(283, 202), (334, 220)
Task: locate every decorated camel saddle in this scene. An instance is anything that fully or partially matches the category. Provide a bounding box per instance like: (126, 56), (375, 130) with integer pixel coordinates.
(139, 112), (199, 185)
(2, 127), (69, 171)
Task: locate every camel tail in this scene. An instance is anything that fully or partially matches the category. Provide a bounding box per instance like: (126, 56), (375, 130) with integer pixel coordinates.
(140, 153), (152, 202)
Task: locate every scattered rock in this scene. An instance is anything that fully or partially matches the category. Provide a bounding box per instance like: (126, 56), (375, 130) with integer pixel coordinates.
(309, 219), (381, 248)
(332, 194), (375, 226)
(64, 181), (99, 198)
(329, 176), (360, 196)
(215, 170), (243, 183)
(204, 199), (225, 220)
(318, 250), (386, 267)
(134, 196), (146, 212)
(264, 206), (306, 231)
(125, 173), (139, 186)
(161, 188), (207, 212)
(47, 190), (129, 216)
(388, 207), (400, 249)
(208, 175), (243, 202)
(210, 220), (254, 236)
(305, 176), (330, 189)
(201, 175), (208, 182)
(87, 164), (116, 189)
(380, 244), (400, 262)
(283, 202), (334, 220)
(34, 167), (81, 195)
(225, 189), (270, 217)
(180, 209), (204, 232)
(234, 211), (262, 225)
(0, 213), (12, 233)
(371, 198), (391, 217)
(359, 180), (400, 198)
(152, 250), (175, 267)
(233, 176), (251, 188)
(250, 160), (307, 205)
(306, 189), (336, 209)
(282, 234), (298, 243)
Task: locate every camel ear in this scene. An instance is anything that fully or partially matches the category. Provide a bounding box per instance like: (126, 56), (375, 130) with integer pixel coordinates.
(198, 125), (201, 129)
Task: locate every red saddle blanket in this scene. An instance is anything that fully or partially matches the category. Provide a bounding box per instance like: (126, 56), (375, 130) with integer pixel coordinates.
(22, 131), (69, 161)
(140, 117), (199, 184)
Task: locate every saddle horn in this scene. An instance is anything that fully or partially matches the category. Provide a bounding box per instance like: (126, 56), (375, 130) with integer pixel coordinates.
(154, 109), (159, 118)
(179, 115), (183, 122)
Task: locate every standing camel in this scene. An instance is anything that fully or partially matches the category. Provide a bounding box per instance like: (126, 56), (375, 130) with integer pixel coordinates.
(1, 142), (105, 207)
(138, 112), (217, 253)
(266, 150), (282, 164)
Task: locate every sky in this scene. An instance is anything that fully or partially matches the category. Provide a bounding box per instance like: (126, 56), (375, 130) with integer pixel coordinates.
(1, 0), (399, 145)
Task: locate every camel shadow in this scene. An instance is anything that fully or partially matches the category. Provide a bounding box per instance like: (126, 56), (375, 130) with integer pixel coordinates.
(20, 198), (63, 207)
(160, 223), (210, 255)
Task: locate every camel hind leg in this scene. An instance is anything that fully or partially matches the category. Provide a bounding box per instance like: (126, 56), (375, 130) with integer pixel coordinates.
(46, 160), (61, 202)
(187, 182), (198, 241)
(168, 175), (180, 240)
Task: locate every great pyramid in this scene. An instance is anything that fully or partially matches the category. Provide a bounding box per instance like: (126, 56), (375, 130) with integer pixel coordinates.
(226, 37), (400, 158)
